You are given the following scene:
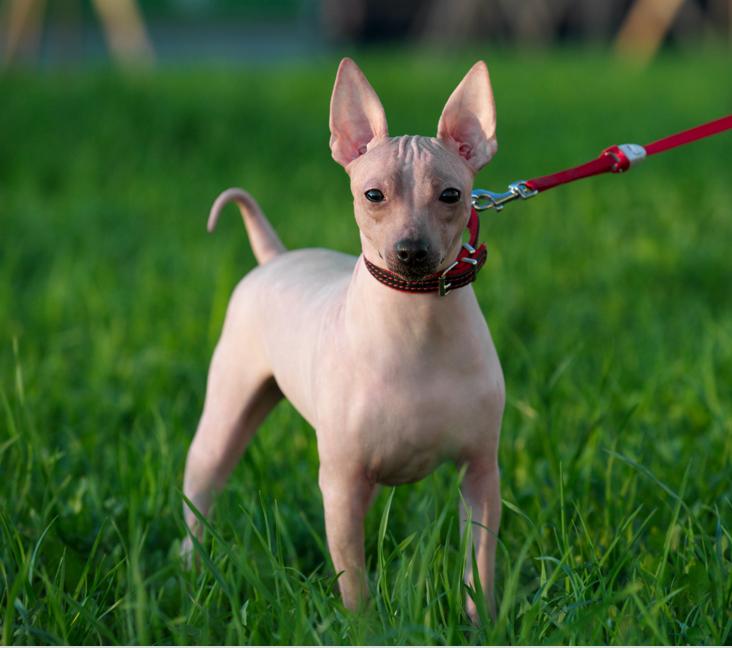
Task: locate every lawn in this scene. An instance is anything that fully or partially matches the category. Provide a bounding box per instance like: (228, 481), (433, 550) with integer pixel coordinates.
(1, 48), (731, 644)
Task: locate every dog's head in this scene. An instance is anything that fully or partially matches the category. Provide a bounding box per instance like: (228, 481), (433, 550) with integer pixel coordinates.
(329, 58), (497, 280)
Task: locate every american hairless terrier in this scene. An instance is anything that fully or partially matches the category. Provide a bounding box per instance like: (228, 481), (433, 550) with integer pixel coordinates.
(181, 58), (504, 621)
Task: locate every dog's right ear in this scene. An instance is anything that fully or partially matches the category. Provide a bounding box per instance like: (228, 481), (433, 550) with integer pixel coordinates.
(329, 58), (388, 168)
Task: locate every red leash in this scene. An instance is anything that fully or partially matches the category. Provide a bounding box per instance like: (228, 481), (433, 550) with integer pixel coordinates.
(473, 114), (732, 211)
(365, 115), (731, 296)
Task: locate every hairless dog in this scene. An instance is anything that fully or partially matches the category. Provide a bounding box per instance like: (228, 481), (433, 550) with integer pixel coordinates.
(181, 58), (504, 622)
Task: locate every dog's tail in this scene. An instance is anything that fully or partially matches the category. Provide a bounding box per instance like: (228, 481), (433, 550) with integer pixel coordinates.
(207, 188), (286, 264)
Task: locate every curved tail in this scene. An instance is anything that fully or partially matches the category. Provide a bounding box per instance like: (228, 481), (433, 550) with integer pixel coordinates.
(208, 188), (286, 265)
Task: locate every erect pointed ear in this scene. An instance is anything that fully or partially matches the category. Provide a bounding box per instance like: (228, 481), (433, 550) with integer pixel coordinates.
(437, 61), (497, 173)
(329, 58), (388, 168)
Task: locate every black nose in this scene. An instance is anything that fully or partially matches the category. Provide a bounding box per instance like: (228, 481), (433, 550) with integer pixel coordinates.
(395, 239), (429, 265)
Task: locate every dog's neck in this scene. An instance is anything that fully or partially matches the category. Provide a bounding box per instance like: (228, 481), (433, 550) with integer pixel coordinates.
(343, 255), (477, 353)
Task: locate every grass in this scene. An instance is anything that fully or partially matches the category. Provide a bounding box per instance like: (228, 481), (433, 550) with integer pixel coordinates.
(1, 48), (731, 644)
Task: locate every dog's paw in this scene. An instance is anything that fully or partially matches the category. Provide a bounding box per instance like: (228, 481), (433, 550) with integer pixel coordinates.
(465, 598), (480, 625)
(465, 596), (496, 626)
(179, 535), (196, 568)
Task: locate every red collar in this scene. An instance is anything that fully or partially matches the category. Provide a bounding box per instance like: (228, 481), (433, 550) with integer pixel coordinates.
(363, 207), (487, 296)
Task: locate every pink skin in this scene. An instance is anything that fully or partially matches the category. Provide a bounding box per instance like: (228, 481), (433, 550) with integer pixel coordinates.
(181, 58), (504, 622)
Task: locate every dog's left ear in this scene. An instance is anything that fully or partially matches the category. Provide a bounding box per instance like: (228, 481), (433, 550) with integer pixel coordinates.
(437, 61), (497, 173)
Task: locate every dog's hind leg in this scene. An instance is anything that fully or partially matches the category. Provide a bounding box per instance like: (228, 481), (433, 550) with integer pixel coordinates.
(181, 293), (282, 555)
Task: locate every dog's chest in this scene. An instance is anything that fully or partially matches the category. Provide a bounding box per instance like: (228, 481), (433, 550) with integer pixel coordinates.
(334, 355), (503, 485)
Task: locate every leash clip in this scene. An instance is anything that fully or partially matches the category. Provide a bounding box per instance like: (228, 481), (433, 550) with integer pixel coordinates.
(472, 181), (538, 212)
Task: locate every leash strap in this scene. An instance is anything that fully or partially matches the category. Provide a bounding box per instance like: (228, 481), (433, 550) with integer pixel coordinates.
(645, 114), (732, 156)
(473, 114), (732, 211)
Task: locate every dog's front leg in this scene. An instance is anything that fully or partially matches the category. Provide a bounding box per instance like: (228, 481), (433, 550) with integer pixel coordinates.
(460, 458), (502, 623)
(319, 464), (375, 610)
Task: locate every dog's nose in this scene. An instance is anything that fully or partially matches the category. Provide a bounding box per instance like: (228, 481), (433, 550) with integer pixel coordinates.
(395, 239), (429, 265)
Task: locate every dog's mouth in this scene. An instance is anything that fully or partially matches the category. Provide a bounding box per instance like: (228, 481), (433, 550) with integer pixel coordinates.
(385, 256), (439, 281)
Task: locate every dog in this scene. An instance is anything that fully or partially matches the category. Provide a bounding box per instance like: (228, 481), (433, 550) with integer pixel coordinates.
(181, 58), (505, 622)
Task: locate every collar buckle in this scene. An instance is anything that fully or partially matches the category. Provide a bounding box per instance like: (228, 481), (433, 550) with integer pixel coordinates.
(438, 261), (459, 296)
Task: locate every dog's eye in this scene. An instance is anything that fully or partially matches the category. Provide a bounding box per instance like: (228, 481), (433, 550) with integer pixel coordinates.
(364, 188), (384, 203)
(439, 188), (461, 204)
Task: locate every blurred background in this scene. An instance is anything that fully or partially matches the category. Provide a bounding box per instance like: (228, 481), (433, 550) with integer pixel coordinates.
(2, 0), (731, 67)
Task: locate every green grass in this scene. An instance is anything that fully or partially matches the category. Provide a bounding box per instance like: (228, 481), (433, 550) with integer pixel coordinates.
(1, 48), (731, 644)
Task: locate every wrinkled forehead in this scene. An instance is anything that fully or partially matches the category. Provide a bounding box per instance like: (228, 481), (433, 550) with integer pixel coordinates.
(348, 136), (472, 187)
